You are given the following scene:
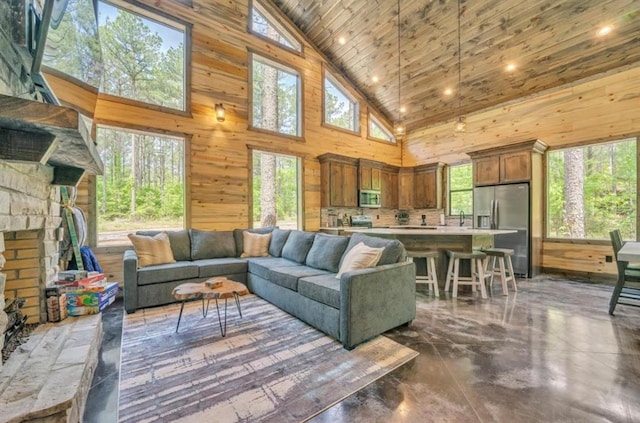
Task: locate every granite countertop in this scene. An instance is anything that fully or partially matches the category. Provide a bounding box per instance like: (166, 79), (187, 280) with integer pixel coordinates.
(343, 227), (517, 236)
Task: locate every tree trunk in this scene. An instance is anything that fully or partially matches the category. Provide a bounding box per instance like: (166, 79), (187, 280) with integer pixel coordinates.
(130, 132), (137, 216)
(563, 148), (585, 238)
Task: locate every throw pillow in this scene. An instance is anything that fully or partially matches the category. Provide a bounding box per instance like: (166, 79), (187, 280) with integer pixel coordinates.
(240, 231), (272, 257)
(336, 242), (384, 279)
(127, 232), (176, 268)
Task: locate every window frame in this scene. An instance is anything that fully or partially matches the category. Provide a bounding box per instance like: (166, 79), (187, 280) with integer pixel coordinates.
(248, 0), (304, 56)
(544, 136), (639, 243)
(447, 162), (473, 216)
(322, 66), (360, 135)
(92, 122), (189, 247)
(97, 0), (192, 115)
(248, 50), (304, 140)
(367, 112), (396, 144)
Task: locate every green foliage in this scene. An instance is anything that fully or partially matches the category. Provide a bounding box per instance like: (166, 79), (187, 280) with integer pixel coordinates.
(449, 164), (473, 215)
(252, 57), (299, 136)
(547, 139), (637, 240)
(325, 77), (356, 130)
(252, 152), (299, 224)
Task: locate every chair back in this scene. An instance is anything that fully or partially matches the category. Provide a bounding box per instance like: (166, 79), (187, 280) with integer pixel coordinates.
(610, 230), (624, 261)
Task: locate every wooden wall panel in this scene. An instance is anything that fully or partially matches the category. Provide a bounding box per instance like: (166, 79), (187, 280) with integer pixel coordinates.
(542, 242), (617, 282)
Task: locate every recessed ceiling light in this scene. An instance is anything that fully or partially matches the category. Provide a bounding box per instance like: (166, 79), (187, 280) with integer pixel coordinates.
(505, 63), (517, 72)
(338, 36), (346, 45)
(400, 106), (407, 113)
(372, 75), (379, 83)
(597, 25), (613, 37)
(443, 88), (453, 96)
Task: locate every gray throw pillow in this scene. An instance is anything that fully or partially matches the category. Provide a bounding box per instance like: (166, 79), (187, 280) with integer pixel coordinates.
(190, 229), (236, 260)
(306, 233), (349, 273)
(136, 230), (191, 262)
(268, 229), (291, 257)
(233, 227), (276, 257)
(281, 230), (316, 264)
(340, 233), (405, 267)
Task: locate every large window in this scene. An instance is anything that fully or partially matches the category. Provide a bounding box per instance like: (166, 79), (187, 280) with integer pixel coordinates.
(324, 72), (359, 132)
(547, 138), (637, 240)
(251, 54), (302, 137)
(250, 1), (302, 52)
(96, 126), (185, 245)
(252, 150), (301, 229)
(98, 1), (187, 111)
(449, 164), (473, 216)
(368, 114), (395, 143)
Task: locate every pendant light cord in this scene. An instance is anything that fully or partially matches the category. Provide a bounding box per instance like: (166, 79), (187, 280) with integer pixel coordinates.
(457, 0), (462, 122)
(397, 0), (401, 125)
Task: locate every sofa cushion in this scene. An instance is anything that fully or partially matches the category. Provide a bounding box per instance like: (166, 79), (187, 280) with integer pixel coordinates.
(190, 229), (236, 260)
(128, 232), (175, 268)
(137, 230), (191, 262)
(336, 242), (384, 278)
(233, 227), (276, 257)
(268, 229), (291, 257)
(298, 274), (341, 309)
(305, 233), (349, 273)
(281, 230), (315, 264)
(268, 265), (331, 291)
(247, 257), (302, 280)
(137, 261), (199, 285)
(193, 258), (248, 278)
(240, 231), (272, 257)
(340, 233), (405, 267)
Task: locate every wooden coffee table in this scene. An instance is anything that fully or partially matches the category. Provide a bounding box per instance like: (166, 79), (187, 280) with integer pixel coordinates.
(172, 278), (249, 335)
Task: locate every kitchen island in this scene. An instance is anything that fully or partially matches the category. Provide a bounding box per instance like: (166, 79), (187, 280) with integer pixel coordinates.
(344, 227), (517, 284)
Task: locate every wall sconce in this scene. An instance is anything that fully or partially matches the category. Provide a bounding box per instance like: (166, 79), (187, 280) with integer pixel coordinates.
(215, 103), (225, 122)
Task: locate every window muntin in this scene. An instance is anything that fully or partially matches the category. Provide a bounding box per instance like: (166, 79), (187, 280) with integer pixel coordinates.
(98, 1), (186, 111)
(368, 114), (395, 143)
(547, 138), (637, 240)
(250, 2), (302, 52)
(324, 72), (359, 132)
(251, 54), (302, 137)
(449, 164), (473, 216)
(96, 126), (185, 246)
(252, 150), (302, 230)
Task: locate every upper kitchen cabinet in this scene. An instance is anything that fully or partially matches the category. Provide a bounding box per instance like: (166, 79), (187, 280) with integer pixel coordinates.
(359, 160), (382, 191)
(469, 140), (548, 187)
(381, 166), (399, 209)
(413, 163), (444, 209)
(319, 154), (358, 207)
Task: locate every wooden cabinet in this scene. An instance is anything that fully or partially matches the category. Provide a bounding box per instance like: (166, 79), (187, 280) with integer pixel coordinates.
(469, 140), (546, 187)
(413, 163), (444, 209)
(319, 154), (358, 207)
(359, 160), (382, 191)
(398, 168), (414, 209)
(381, 168), (399, 209)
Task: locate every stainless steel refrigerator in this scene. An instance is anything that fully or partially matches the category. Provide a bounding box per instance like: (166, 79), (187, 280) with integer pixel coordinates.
(474, 183), (530, 277)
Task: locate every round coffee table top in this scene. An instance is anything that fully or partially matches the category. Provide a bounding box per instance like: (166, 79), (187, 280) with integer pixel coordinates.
(172, 278), (249, 301)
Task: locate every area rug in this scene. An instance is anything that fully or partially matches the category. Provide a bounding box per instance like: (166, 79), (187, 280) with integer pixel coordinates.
(118, 294), (418, 422)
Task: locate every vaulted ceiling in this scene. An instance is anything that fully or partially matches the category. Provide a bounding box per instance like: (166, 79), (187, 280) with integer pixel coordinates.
(273, 0), (640, 131)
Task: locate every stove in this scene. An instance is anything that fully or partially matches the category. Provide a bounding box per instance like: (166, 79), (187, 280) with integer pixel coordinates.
(350, 215), (373, 228)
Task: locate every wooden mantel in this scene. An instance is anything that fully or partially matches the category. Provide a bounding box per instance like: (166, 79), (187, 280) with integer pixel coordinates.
(0, 94), (103, 184)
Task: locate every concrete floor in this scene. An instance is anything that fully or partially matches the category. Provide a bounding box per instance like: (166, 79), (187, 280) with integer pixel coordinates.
(82, 277), (640, 422)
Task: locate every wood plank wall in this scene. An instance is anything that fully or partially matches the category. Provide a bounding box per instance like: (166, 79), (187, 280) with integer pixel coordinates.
(403, 65), (640, 280)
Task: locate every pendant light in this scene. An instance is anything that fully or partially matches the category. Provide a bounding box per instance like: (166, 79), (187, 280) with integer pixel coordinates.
(394, 0), (405, 139)
(454, 0), (466, 133)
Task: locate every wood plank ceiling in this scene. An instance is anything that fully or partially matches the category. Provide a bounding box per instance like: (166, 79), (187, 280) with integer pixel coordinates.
(272, 0), (640, 131)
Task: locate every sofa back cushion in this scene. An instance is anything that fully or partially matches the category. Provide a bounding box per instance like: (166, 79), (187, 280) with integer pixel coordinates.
(268, 229), (291, 257)
(128, 232), (176, 267)
(340, 232), (406, 268)
(281, 230), (315, 264)
(306, 233), (349, 273)
(136, 229), (191, 261)
(190, 229), (236, 260)
(233, 227), (276, 257)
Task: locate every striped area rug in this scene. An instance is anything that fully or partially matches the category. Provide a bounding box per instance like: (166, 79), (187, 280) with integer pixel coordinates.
(118, 294), (418, 422)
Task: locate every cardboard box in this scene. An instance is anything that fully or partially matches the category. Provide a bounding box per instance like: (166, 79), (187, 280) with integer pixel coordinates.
(66, 282), (119, 316)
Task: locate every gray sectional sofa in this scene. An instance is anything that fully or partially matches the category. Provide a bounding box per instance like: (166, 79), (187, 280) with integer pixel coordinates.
(123, 228), (416, 349)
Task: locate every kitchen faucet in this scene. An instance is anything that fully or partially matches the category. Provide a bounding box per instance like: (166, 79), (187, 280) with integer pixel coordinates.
(459, 210), (465, 226)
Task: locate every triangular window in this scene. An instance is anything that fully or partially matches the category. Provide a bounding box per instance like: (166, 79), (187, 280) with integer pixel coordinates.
(250, 1), (302, 52)
(369, 114), (396, 143)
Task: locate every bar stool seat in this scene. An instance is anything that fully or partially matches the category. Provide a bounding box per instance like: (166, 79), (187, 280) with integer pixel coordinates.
(483, 248), (517, 295)
(445, 250), (488, 299)
(406, 250), (439, 297)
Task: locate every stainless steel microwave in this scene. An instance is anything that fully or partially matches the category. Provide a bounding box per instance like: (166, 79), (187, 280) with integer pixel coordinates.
(359, 190), (381, 208)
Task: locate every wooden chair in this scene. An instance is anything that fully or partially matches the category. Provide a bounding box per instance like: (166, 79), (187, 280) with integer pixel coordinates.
(609, 230), (640, 315)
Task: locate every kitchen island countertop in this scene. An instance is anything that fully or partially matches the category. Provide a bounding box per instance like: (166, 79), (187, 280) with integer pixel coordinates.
(343, 227), (517, 236)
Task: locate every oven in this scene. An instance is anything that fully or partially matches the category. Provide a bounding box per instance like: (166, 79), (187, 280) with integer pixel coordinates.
(359, 190), (381, 208)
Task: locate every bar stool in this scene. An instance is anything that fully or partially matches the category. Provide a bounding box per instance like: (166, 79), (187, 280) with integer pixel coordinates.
(444, 250), (488, 299)
(406, 250), (439, 297)
(483, 248), (517, 295)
